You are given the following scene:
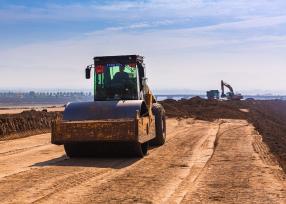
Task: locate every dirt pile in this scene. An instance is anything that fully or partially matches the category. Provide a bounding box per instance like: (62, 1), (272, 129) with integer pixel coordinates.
(161, 97), (286, 173)
(0, 110), (62, 140)
(161, 97), (247, 120)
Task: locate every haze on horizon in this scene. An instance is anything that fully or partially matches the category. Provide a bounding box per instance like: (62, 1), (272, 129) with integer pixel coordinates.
(0, 0), (286, 94)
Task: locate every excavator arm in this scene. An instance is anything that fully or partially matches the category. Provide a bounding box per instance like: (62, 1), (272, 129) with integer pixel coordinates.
(220, 80), (243, 100)
(221, 80), (234, 97)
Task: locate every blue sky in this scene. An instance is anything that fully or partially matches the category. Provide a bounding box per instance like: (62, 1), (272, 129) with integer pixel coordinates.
(1, 0), (286, 93)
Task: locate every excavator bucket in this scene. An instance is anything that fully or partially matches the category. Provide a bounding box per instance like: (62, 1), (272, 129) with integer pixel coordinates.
(51, 100), (156, 157)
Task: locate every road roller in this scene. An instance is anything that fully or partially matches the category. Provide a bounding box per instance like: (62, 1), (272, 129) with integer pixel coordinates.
(51, 55), (166, 157)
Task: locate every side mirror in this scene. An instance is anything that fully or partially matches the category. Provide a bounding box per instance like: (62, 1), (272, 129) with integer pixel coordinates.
(85, 67), (91, 79)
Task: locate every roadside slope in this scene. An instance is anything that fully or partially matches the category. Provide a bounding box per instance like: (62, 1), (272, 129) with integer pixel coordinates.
(161, 98), (286, 173)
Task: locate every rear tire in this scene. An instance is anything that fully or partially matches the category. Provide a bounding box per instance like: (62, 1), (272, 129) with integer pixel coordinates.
(150, 103), (166, 146)
(133, 142), (148, 157)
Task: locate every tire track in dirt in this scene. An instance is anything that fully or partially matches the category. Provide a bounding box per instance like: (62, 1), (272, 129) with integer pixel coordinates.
(30, 159), (131, 204)
(0, 144), (64, 178)
(0, 119), (183, 180)
(0, 119), (188, 203)
(0, 133), (51, 154)
(27, 120), (189, 203)
(0, 143), (51, 156)
(180, 120), (286, 204)
(164, 122), (221, 203)
(33, 121), (219, 204)
(28, 120), (196, 204)
(1, 118), (285, 204)
(0, 158), (134, 204)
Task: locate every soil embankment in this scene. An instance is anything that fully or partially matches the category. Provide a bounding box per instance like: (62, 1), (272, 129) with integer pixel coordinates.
(161, 98), (286, 173)
(0, 110), (62, 140)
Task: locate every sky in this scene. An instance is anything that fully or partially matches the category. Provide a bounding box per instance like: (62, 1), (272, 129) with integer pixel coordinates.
(0, 0), (286, 94)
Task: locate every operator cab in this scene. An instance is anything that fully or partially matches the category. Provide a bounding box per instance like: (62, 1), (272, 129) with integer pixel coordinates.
(85, 55), (146, 101)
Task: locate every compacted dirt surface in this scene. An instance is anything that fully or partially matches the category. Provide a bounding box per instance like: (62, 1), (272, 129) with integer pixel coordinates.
(0, 117), (285, 203)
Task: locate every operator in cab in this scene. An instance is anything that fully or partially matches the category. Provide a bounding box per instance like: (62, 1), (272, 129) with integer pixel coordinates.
(113, 65), (129, 82)
(112, 64), (132, 98)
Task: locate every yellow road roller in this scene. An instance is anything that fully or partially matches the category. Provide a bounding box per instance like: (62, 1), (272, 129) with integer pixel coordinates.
(51, 55), (166, 157)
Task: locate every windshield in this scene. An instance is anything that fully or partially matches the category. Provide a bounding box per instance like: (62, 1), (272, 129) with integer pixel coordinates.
(94, 63), (138, 100)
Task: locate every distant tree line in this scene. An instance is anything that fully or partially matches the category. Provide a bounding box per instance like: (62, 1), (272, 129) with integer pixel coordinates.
(0, 91), (93, 98)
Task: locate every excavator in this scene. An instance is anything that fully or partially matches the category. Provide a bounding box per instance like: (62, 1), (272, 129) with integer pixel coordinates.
(221, 80), (243, 100)
(51, 55), (166, 157)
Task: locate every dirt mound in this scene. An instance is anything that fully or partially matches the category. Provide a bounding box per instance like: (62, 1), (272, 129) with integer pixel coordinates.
(161, 98), (286, 173)
(0, 110), (62, 140)
(161, 97), (247, 120)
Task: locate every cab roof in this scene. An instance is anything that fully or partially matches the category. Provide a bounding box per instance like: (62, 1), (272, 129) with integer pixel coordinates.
(93, 55), (144, 65)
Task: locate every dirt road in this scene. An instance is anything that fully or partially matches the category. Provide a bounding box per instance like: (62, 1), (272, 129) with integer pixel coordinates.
(0, 119), (285, 203)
